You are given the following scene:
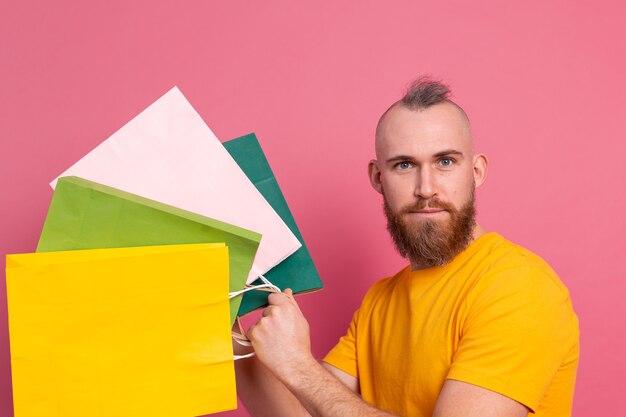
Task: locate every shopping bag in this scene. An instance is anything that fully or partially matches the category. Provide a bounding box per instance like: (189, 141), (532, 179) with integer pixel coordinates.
(37, 176), (261, 324)
(50, 86), (301, 284)
(6, 243), (236, 417)
(223, 133), (323, 315)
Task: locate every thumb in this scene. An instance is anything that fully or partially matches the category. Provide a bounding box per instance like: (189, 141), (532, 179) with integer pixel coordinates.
(283, 288), (303, 313)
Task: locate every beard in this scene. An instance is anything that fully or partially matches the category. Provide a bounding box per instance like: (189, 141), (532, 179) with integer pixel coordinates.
(384, 186), (476, 268)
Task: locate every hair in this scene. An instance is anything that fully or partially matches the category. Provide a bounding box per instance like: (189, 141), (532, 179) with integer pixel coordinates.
(376, 76), (470, 143)
(401, 76), (451, 109)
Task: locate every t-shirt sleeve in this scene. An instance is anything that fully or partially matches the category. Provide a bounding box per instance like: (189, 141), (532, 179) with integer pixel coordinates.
(323, 308), (360, 378)
(447, 264), (579, 413)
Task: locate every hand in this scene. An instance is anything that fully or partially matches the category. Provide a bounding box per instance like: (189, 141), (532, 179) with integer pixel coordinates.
(247, 289), (316, 381)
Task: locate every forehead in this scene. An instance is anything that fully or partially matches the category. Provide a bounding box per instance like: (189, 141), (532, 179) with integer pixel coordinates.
(376, 102), (473, 160)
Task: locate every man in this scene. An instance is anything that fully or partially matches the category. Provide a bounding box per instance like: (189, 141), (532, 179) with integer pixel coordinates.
(235, 77), (579, 417)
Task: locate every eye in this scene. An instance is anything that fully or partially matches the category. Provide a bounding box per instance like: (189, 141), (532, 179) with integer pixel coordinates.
(439, 158), (454, 167)
(397, 161), (413, 170)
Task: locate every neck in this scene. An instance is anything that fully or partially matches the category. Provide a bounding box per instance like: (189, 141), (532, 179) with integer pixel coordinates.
(409, 224), (488, 271)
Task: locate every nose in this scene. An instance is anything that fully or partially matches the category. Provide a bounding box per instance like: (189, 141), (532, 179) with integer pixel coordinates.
(414, 166), (437, 199)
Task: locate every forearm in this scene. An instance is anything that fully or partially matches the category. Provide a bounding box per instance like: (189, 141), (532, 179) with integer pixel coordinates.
(234, 344), (310, 417)
(280, 357), (397, 417)
(244, 289), (396, 417)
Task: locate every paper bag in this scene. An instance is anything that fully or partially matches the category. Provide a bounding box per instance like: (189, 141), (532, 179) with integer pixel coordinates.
(223, 133), (323, 315)
(37, 176), (261, 324)
(50, 86), (301, 284)
(6, 243), (236, 417)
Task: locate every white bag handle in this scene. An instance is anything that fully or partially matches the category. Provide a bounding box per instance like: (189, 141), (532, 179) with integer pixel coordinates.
(229, 274), (281, 360)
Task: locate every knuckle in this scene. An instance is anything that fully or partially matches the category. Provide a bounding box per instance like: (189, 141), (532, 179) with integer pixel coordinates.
(259, 317), (271, 329)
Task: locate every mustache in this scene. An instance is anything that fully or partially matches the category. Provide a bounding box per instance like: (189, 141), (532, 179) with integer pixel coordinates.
(398, 198), (455, 214)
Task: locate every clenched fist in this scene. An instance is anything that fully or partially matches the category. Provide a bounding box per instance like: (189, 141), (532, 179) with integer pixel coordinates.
(247, 289), (316, 382)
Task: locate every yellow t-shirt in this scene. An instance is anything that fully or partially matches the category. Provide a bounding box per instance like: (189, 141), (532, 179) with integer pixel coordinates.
(324, 232), (579, 417)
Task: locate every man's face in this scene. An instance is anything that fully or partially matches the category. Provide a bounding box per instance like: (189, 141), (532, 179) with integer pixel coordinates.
(369, 102), (486, 267)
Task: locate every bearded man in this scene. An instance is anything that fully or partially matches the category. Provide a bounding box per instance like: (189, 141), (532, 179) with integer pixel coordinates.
(235, 78), (579, 417)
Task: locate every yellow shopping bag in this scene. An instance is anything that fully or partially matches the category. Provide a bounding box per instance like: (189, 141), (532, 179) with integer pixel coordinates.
(6, 243), (236, 417)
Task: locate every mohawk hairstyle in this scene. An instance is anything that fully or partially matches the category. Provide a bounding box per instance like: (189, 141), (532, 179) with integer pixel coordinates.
(401, 76), (451, 109)
(375, 76), (470, 146)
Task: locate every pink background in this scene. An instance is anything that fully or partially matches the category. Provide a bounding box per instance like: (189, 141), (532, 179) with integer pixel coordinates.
(1, 1), (624, 416)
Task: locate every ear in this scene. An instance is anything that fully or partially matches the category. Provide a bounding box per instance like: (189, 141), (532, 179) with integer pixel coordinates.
(473, 154), (489, 188)
(368, 159), (383, 194)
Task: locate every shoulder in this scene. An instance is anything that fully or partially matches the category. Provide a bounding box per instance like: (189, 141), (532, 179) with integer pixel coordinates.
(472, 234), (572, 301)
(348, 265), (412, 323)
(463, 234), (579, 342)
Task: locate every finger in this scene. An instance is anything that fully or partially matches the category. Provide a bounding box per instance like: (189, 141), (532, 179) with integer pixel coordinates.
(262, 305), (272, 317)
(283, 288), (296, 305)
(246, 323), (256, 341)
(268, 291), (289, 306)
(283, 288), (303, 312)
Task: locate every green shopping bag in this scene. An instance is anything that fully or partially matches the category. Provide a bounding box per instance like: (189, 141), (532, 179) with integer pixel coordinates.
(37, 176), (261, 324)
(224, 133), (323, 315)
